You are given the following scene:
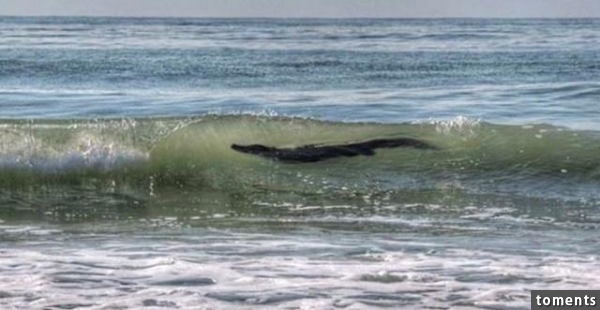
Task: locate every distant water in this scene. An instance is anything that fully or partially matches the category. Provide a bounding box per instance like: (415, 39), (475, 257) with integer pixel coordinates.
(0, 17), (599, 309)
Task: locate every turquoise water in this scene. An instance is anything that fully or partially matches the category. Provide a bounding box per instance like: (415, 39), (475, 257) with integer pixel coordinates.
(0, 17), (599, 309)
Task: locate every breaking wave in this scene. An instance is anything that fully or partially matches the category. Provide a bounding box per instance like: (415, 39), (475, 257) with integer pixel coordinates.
(0, 115), (598, 201)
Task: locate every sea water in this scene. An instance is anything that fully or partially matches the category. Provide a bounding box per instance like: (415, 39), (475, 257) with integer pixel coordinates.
(0, 17), (599, 309)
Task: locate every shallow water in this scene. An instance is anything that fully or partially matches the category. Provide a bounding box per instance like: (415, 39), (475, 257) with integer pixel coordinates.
(0, 17), (599, 309)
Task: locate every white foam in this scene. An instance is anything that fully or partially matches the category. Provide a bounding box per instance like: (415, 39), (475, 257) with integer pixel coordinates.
(1, 230), (598, 309)
(425, 115), (482, 136)
(0, 132), (148, 173)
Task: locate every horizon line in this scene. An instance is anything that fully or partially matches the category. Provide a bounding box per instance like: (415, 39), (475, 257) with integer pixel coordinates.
(1, 15), (599, 19)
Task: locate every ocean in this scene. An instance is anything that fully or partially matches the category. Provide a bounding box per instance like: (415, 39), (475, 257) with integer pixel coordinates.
(0, 17), (599, 309)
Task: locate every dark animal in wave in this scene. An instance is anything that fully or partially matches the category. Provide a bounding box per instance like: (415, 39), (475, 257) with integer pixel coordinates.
(231, 137), (438, 163)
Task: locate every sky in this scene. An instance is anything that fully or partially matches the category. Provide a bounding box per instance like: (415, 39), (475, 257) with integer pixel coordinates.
(0, 0), (599, 18)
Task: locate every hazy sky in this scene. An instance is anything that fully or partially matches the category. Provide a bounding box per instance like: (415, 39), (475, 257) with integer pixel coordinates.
(1, 0), (599, 18)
